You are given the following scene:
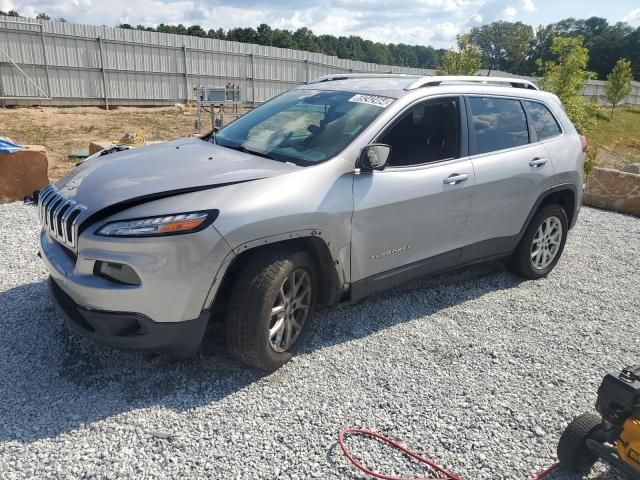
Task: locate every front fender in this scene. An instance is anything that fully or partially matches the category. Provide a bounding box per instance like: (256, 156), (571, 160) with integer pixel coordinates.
(201, 229), (347, 311)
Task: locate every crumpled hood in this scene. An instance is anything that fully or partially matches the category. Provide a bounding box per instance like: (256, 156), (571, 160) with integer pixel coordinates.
(54, 137), (300, 213)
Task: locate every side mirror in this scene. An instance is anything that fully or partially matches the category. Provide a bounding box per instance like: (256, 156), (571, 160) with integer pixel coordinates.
(358, 144), (391, 171)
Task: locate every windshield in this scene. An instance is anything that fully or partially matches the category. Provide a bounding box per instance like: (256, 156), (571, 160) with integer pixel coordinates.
(214, 89), (393, 166)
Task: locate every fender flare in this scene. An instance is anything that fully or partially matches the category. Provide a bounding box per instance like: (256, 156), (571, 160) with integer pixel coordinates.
(202, 229), (345, 312)
(517, 183), (578, 243)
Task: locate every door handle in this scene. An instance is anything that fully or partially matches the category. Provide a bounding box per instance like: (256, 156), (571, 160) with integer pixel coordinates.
(529, 157), (548, 167)
(443, 173), (469, 185)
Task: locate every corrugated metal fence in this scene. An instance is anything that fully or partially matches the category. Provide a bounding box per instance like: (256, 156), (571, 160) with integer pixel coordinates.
(581, 79), (640, 105)
(1, 17), (639, 107)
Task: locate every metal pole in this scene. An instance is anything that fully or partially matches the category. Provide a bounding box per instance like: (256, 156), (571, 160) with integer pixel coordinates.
(0, 45), (49, 98)
(40, 24), (52, 98)
(97, 37), (109, 110)
(250, 53), (256, 106)
(183, 45), (189, 103)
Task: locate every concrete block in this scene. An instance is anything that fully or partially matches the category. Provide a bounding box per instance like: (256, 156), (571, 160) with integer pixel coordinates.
(0, 145), (49, 203)
(583, 167), (640, 217)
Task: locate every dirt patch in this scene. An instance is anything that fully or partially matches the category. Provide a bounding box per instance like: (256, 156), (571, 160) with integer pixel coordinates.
(594, 147), (639, 171)
(0, 106), (242, 181)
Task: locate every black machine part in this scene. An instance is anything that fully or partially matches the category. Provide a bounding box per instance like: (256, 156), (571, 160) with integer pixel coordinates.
(596, 367), (640, 425)
(586, 439), (640, 480)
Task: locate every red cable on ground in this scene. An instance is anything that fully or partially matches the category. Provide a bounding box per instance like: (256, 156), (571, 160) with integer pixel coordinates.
(529, 461), (560, 479)
(338, 427), (463, 480)
(338, 428), (560, 480)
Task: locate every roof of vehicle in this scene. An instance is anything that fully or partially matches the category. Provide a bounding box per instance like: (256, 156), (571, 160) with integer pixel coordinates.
(300, 73), (548, 100)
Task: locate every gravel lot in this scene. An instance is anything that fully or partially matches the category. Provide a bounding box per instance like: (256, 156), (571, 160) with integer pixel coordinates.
(0, 202), (638, 480)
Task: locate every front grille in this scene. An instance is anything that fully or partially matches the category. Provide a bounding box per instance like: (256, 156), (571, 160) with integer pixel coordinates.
(38, 185), (88, 250)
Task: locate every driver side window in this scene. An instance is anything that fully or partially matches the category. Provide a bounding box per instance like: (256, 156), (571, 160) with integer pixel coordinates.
(380, 97), (461, 167)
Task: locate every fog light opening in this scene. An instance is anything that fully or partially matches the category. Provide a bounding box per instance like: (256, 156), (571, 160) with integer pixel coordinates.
(94, 261), (141, 286)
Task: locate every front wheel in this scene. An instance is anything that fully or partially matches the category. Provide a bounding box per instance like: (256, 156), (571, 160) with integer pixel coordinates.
(225, 248), (316, 370)
(509, 204), (568, 279)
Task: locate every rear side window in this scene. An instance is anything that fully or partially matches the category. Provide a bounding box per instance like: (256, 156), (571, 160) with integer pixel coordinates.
(523, 101), (562, 140)
(468, 97), (529, 155)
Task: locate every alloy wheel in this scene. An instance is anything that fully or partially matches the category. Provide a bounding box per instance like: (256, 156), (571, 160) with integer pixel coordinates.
(269, 269), (312, 352)
(531, 216), (563, 270)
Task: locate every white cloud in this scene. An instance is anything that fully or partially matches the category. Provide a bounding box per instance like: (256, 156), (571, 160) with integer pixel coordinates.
(5, 0), (485, 47)
(623, 8), (640, 24)
(434, 22), (461, 41)
(7, 0), (630, 51)
(502, 6), (517, 18)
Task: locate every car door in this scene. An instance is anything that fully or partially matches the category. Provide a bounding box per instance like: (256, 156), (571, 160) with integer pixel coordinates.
(351, 96), (475, 296)
(461, 95), (554, 263)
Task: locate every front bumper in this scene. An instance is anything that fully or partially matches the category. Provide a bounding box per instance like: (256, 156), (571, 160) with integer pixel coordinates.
(39, 220), (233, 354)
(49, 276), (209, 355)
(39, 223), (232, 323)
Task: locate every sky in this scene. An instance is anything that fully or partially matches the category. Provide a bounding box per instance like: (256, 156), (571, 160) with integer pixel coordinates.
(2, 0), (640, 48)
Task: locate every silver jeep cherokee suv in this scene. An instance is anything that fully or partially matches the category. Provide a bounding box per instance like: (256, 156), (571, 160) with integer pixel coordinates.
(39, 75), (585, 370)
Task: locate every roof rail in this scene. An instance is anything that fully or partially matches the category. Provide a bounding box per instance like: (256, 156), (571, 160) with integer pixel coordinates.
(307, 73), (421, 84)
(405, 76), (539, 91)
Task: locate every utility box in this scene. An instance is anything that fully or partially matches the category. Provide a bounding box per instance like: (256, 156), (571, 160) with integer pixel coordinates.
(193, 84), (242, 132)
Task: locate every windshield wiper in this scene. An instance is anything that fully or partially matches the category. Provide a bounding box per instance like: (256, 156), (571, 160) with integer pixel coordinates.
(218, 143), (275, 160)
(240, 146), (274, 160)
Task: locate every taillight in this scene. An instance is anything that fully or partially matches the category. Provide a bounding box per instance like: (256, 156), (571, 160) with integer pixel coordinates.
(579, 135), (589, 152)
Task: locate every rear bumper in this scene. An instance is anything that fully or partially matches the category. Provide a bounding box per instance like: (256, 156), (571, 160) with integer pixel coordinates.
(49, 277), (208, 355)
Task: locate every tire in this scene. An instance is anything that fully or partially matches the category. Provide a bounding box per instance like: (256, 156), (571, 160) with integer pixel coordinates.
(509, 204), (568, 279)
(557, 412), (604, 473)
(224, 248), (317, 370)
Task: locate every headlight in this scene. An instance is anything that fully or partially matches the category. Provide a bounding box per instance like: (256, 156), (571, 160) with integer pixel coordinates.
(96, 211), (217, 237)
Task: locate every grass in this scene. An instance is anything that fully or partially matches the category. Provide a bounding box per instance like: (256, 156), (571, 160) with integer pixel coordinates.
(589, 105), (640, 169)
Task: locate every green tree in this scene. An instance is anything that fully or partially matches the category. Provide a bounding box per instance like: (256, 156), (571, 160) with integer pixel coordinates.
(292, 27), (323, 52)
(603, 58), (633, 118)
(530, 17), (639, 80)
(272, 29), (294, 49)
(538, 36), (599, 134)
(187, 25), (207, 37)
(538, 36), (602, 175)
(256, 24), (273, 46)
(207, 28), (225, 39)
(437, 34), (481, 75)
(36, 13), (50, 20)
(468, 21), (534, 74)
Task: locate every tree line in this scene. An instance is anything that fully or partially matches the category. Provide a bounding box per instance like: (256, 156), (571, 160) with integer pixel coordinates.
(118, 23), (443, 70)
(113, 17), (640, 81)
(1, 10), (638, 79)
(468, 18), (639, 80)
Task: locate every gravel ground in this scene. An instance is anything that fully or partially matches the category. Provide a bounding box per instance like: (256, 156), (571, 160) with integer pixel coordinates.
(0, 202), (638, 480)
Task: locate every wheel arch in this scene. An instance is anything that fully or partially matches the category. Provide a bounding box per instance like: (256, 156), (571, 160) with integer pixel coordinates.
(520, 184), (578, 240)
(207, 233), (343, 321)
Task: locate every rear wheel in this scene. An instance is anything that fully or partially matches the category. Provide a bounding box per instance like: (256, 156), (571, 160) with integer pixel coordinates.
(557, 412), (605, 473)
(509, 204), (568, 279)
(225, 248), (316, 370)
